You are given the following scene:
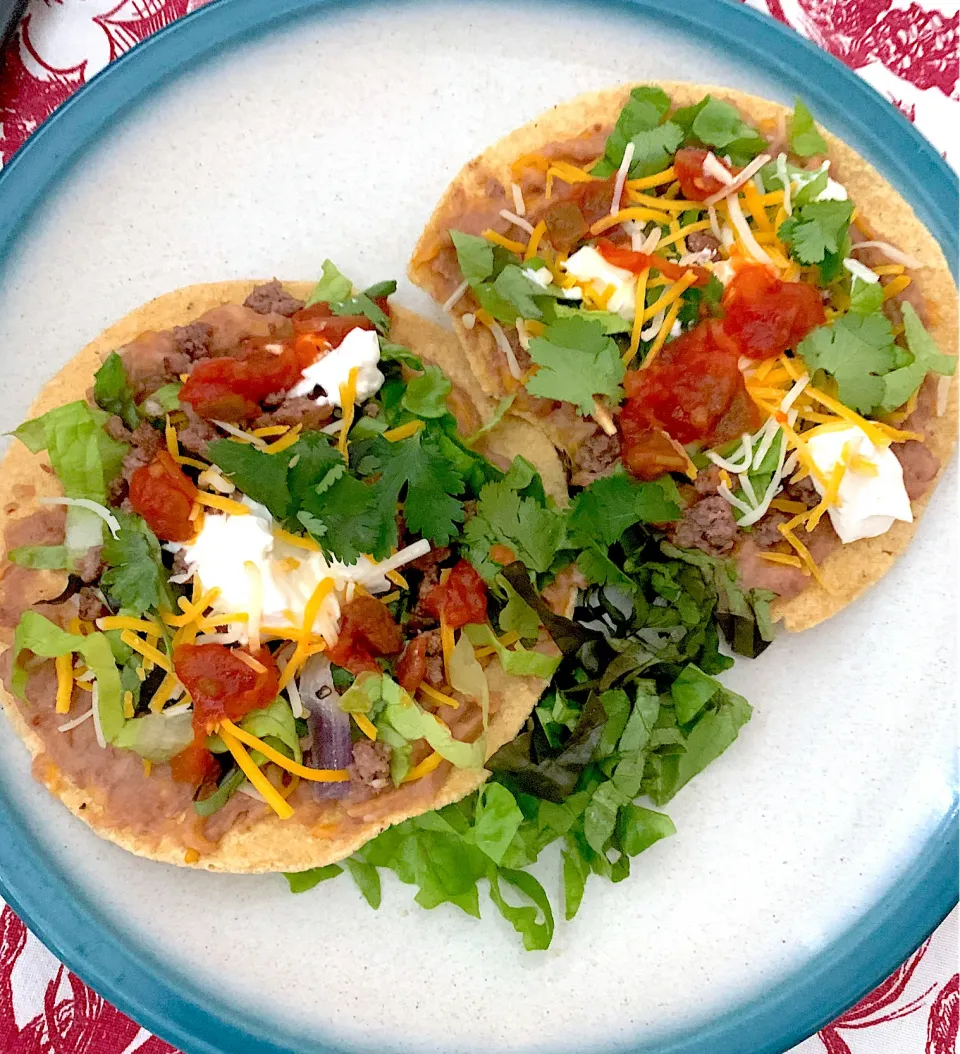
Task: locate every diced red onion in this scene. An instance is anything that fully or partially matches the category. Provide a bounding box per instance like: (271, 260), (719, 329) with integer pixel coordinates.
(299, 654), (352, 800)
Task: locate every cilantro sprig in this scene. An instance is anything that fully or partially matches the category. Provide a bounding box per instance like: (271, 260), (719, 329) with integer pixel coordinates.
(524, 316), (625, 414)
(798, 302), (954, 415)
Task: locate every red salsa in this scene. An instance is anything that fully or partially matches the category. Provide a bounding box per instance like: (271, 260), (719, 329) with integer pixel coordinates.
(673, 147), (736, 201)
(326, 595), (404, 676)
(721, 264), (825, 360)
(595, 238), (709, 286)
(173, 643), (280, 736)
(394, 635), (428, 694)
(128, 450), (198, 542)
(424, 559), (488, 629)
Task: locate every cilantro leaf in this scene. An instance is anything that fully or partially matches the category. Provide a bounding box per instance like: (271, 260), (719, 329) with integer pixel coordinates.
(450, 230), (494, 285)
(378, 340), (423, 371)
(673, 95), (767, 164)
(300, 471), (396, 563)
(849, 276), (884, 316)
(93, 352), (139, 431)
(401, 365), (452, 419)
(100, 512), (171, 615)
(778, 199), (853, 282)
(592, 85), (671, 177)
(628, 121), (684, 178)
(567, 472), (681, 547)
(305, 259), (353, 306)
(880, 302), (956, 412)
(493, 264), (553, 319)
(331, 292), (389, 334)
(552, 304), (631, 334)
(525, 317), (625, 415)
(207, 439), (292, 519)
(789, 98), (828, 158)
(798, 311), (897, 413)
(465, 481), (566, 577)
(287, 432), (344, 499)
(378, 433), (465, 545)
(778, 199), (853, 263)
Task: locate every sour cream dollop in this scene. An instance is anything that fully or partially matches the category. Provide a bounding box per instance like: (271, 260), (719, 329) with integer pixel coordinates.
(289, 326), (384, 407)
(171, 501), (428, 646)
(561, 246), (635, 319)
(806, 426), (912, 544)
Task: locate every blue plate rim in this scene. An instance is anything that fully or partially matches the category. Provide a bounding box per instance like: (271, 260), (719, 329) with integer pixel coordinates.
(0, 1), (956, 1053)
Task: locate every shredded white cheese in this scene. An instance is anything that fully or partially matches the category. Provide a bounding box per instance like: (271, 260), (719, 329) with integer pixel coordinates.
(442, 279), (470, 313)
(702, 152), (735, 186)
(703, 154), (772, 206)
(848, 241), (922, 269)
(725, 193), (773, 265)
(58, 708), (94, 733)
(511, 182), (526, 216)
(40, 497), (120, 539)
(843, 258), (880, 284)
(499, 209), (536, 236)
(487, 319), (522, 379)
(610, 141), (635, 216)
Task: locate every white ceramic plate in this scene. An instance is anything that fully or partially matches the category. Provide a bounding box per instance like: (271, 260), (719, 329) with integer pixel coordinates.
(0, 2), (955, 1052)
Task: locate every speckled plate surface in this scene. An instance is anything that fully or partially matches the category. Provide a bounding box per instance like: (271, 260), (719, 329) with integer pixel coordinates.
(0, 2), (956, 1053)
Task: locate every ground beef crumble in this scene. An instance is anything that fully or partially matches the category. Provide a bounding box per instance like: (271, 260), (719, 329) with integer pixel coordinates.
(243, 281), (304, 317)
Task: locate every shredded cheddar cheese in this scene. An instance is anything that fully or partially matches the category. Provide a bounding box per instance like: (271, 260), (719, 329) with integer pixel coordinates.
(642, 297), (684, 370)
(262, 424), (303, 455)
(278, 577), (335, 691)
(402, 751), (443, 784)
(195, 492), (250, 516)
(382, 420), (425, 443)
(641, 270), (698, 324)
(219, 726), (294, 820)
(524, 220), (547, 261)
(221, 719), (349, 783)
(482, 229), (526, 254)
(120, 631), (172, 673)
(96, 615), (161, 635)
(624, 267), (650, 366)
(626, 166), (676, 190)
(352, 712), (378, 740)
(55, 654), (73, 714)
(757, 552), (806, 569)
(419, 683), (460, 710)
(337, 366), (360, 456)
(589, 206), (672, 236)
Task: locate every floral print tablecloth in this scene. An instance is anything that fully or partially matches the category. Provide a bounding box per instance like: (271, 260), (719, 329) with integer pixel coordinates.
(0, 2), (957, 1052)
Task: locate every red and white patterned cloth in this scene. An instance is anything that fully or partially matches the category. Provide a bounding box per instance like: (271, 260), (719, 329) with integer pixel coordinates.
(0, 2), (957, 1052)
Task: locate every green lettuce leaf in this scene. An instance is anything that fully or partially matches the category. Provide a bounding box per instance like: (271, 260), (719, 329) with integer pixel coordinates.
(113, 712), (194, 761)
(305, 260), (353, 306)
(11, 612), (124, 743)
(463, 624), (561, 680)
(93, 352), (139, 431)
(789, 98), (828, 158)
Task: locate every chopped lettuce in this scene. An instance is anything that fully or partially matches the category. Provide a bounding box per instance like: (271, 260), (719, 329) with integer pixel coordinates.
(13, 401), (126, 505)
(464, 624), (561, 680)
(113, 712), (194, 761)
(11, 612), (124, 743)
(93, 352), (139, 431)
(380, 678), (484, 771)
(305, 259), (353, 306)
(449, 631), (490, 728)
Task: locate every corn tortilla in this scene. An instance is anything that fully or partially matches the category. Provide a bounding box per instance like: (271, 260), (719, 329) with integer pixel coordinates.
(0, 282), (567, 872)
(409, 83), (958, 632)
